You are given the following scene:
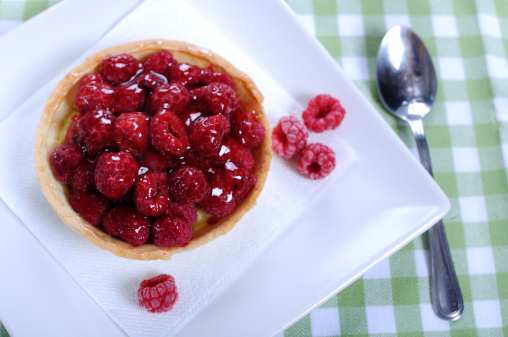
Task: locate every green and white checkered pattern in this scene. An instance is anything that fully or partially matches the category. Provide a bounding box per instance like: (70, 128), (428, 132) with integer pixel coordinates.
(1, 0), (507, 336)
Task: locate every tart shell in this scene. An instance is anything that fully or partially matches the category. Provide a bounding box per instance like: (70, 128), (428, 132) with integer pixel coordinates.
(35, 40), (272, 260)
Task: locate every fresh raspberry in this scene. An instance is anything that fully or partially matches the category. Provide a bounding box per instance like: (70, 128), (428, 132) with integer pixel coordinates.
(271, 116), (309, 159)
(170, 150), (212, 173)
(113, 84), (146, 115)
(80, 73), (105, 86)
(141, 150), (172, 171)
(189, 115), (227, 156)
(302, 94), (346, 133)
(75, 82), (116, 115)
(234, 174), (256, 201)
(76, 109), (116, 158)
(297, 143), (336, 180)
(69, 189), (111, 226)
(95, 151), (140, 199)
(147, 83), (191, 115)
(200, 170), (236, 217)
(113, 112), (150, 158)
(168, 165), (210, 204)
(102, 205), (150, 246)
(230, 110), (265, 148)
(134, 171), (171, 217)
(209, 138), (254, 171)
(71, 159), (96, 191)
(167, 62), (202, 89)
(134, 71), (168, 92)
(193, 82), (240, 117)
(164, 202), (198, 224)
(150, 109), (189, 156)
(142, 51), (175, 75)
(101, 53), (141, 85)
(49, 142), (85, 184)
(199, 66), (236, 89)
(138, 274), (178, 313)
(64, 114), (80, 143)
(152, 216), (194, 248)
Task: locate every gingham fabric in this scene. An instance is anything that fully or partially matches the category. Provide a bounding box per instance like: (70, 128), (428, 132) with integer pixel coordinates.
(1, 0), (507, 336)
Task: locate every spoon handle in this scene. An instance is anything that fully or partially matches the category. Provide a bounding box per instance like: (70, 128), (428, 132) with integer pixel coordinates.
(407, 118), (464, 321)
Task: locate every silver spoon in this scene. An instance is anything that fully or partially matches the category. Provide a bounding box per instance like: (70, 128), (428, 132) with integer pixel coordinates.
(376, 26), (463, 321)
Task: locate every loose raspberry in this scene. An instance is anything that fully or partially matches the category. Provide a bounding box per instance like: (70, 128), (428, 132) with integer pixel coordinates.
(113, 84), (146, 115)
(101, 53), (141, 85)
(271, 116), (309, 159)
(80, 73), (105, 86)
(49, 142), (85, 184)
(142, 51), (175, 75)
(168, 165), (210, 204)
(164, 202), (198, 224)
(64, 114), (80, 143)
(302, 94), (346, 133)
(141, 150), (172, 171)
(189, 115), (226, 156)
(138, 274), (178, 313)
(102, 205), (150, 246)
(147, 83), (191, 115)
(71, 159), (96, 191)
(209, 138), (254, 171)
(200, 170), (236, 217)
(134, 171), (171, 217)
(297, 143), (336, 180)
(75, 82), (116, 115)
(193, 82), (240, 117)
(199, 66), (236, 89)
(234, 174), (256, 201)
(167, 62), (202, 89)
(150, 109), (189, 156)
(76, 109), (116, 158)
(95, 151), (140, 199)
(113, 112), (150, 158)
(134, 71), (168, 92)
(69, 189), (111, 226)
(231, 110), (265, 148)
(152, 216), (194, 248)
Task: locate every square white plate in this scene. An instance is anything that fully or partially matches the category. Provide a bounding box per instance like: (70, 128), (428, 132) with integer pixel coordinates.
(0, 0), (449, 336)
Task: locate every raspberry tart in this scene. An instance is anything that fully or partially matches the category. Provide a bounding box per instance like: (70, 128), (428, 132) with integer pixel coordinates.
(35, 40), (272, 260)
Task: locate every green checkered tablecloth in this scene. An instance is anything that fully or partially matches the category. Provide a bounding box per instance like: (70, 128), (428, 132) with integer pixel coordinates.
(1, 0), (507, 336)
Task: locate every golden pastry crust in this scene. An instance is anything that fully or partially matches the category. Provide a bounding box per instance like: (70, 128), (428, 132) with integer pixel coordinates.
(35, 40), (272, 260)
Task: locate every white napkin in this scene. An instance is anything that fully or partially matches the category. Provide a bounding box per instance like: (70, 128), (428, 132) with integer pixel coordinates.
(0, 1), (356, 336)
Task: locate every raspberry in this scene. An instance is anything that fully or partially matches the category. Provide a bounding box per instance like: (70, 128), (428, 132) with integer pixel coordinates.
(113, 84), (146, 115)
(230, 110), (265, 148)
(150, 109), (189, 156)
(164, 202), (198, 224)
(271, 116), (309, 159)
(142, 51), (175, 75)
(302, 94), (346, 133)
(200, 170), (236, 217)
(193, 82), (240, 117)
(234, 174), (256, 201)
(141, 150), (172, 171)
(69, 189), (111, 226)
(209, 138), (254, 171)
(167, 62), (202, 89)
(76, 109), (116, 158)
(170, 150), (212, 173)
(101, 53), (141, 85)
(134, 71), (168, 92)
(199, 66), (236, 89)
(168, 165), (210, 204)
(75, 82), (116, 115)
(297, 143), (336, 180)
(65, 114), (80, 143)
(152, 216), (194, 248)
(138, 274), (178, 313)
(49, 142), (85, 184)
(102, 205), (150, 246)
(134, 171), (171, 217)
(80, 73), (105, 86)
(189, 115), (226, 156)
(147, 83), (191, 115)
(113, 112), (150, 158)
(95, 151), (140, 199)
(71, 159), (96, 191)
